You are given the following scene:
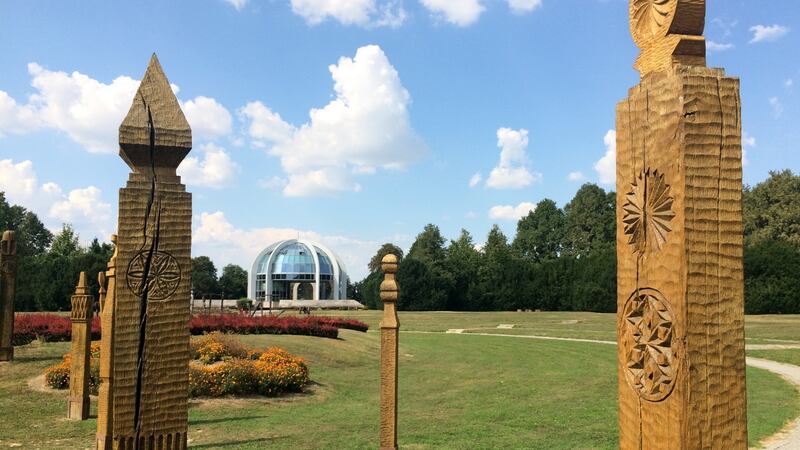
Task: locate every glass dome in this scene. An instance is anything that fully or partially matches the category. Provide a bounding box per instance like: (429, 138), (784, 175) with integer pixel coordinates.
(271, 243), (315, 274)
(317, 251), (333, 276)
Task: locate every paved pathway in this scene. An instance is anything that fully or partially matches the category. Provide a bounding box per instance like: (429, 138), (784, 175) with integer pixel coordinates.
(399, 330), (800, 449)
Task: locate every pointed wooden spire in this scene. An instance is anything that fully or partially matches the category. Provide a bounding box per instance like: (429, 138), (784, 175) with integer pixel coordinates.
(75, 271), (89, 295)
(119, 54), (192, 176)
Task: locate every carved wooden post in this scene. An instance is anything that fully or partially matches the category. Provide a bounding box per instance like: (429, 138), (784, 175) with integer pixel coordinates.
(68, 272), (94, 420)
(616, 1), (747, 448)
(97, 235), (118, 448)
(380, 253), (399, 450)
(0, 230), (17, 362)
(98, 54), (193, 450)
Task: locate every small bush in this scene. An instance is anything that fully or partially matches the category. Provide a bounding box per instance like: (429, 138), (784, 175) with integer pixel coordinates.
(43, 342), (101, 394)
(188, 334), (309, 398)
(191, 332), (248, 363)
(236, 298), (254, 311)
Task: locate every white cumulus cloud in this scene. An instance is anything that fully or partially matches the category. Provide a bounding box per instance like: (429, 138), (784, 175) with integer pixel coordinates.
(178, 143), (240, 189)
(223, 0), (248, 11)
(707, 41), (734, 52)
(750, 24), (789, 43)
(594, 129), (616, 185)
(26, 63), (139, 153)
(0, 63), (231, 153)
(488, 202), (536, 221)
(182, 96), (233, 141)
(0, 158), (113, 240)
(49, 186), (112, 225)
(769, 97), (784, 118)
(486, 127), (540, 189)
(468, 172), (482, 188)
(193, 210), (401, 281)
(290, 0), (406, 27)
(240, 45), (426, 197)
(419, 0), (485, 26)
(567, 171), (584, 182)
(507, 0), (542, 14)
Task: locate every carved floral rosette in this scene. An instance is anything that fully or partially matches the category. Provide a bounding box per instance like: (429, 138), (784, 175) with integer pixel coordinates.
(126, 250), (182, 301)
(620, 288), (682, 402)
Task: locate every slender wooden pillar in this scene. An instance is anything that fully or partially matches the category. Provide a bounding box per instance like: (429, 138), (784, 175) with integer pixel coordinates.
(68, 272), (94, 420)
(0, 230), (17, 362)
(379, 254), (399, 450)
(616, 1), (747, 448)
(97, 235), (118, 449)
(100, 54), (193, 450)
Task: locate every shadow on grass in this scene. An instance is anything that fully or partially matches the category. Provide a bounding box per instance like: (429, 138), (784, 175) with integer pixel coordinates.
(191, 437), (282, 448)
(190, 415), (270, 425)
(6, 355), (60, 363)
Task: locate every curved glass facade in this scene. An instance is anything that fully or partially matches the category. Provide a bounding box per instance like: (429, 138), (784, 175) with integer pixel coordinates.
(272, 243), (315, 274)
(249, 239), (348, 302)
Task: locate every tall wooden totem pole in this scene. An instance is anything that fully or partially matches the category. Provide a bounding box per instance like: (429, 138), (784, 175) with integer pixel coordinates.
(616, 0), (748, 448)
(380, 253), (400, 450)
(68, 272), (94, 420)
(0, 230), (16, 362)
(96, 54), (192, 450)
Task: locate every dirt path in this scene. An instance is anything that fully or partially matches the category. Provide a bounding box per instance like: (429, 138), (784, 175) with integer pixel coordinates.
(746, 358), (800, 450)
(401, 330), (800, 449)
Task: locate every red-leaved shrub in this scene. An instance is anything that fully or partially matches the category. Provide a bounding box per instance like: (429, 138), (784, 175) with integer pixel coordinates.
(13, 314), (100, 345)
(13, 313), (367, 344)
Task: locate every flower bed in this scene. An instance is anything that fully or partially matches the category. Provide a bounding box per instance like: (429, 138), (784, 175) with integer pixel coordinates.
(44, 334), (309, 398)
(43, 342), (101, 394)
(14, 313), (368, 344)
(189, 333), (309, 397)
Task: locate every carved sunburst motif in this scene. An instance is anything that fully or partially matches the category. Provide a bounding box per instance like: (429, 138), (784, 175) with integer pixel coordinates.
(127, 250), (181, 301)
(621, 288), (678, 402)
(630, 0), (676, 45)
(622, 169), (675, 254)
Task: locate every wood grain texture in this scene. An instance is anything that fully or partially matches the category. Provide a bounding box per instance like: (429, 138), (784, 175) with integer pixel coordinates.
(96, 54), (193, 450)
(97, 236), (117, 449)
(68, 272), (93, 420)
(630, 0), (706, 77)
(0, 230), (16, 361)
(616, 65), (747, 449)
(380, 254), (399, 450)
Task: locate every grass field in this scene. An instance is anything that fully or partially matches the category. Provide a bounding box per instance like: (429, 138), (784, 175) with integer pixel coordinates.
(0, 312), (798, 449)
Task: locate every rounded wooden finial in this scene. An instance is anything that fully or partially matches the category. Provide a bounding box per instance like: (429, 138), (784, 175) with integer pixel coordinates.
(381, 254), (398, 274)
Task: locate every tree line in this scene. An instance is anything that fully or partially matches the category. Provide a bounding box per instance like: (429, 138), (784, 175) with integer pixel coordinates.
(355, 170), (800, 314)
(2, 170), (799, 313)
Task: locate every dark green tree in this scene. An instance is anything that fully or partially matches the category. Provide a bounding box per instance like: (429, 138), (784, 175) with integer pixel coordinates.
(744, 239), (800, 314)
(407, 224), (446, 264)
(476, 225), (524, 311)
(562, 183), (615, 258)
(445, 229), (480, 310)
(398, 224), (452, 310)
(368, 243), (404, 273)
(192, 256), (219, 298)
(0, 192), (53, 256)
(219, 264), (248, 299)
(513, 198), (565, 262)
(744, 170), (800, 247)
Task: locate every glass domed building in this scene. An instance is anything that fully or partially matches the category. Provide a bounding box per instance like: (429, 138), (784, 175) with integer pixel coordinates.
(248, 239), (349, 304)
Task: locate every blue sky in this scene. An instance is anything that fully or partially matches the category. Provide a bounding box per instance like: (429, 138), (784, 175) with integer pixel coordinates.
(0, 0), (797, 280)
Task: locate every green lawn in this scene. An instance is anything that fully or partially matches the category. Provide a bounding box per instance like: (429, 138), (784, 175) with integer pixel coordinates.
(749, 349), (800, 366)
(0, 312), (798, 449)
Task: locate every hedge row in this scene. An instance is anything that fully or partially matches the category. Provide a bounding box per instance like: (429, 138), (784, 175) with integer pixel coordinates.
(13, 313), (369, 344)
